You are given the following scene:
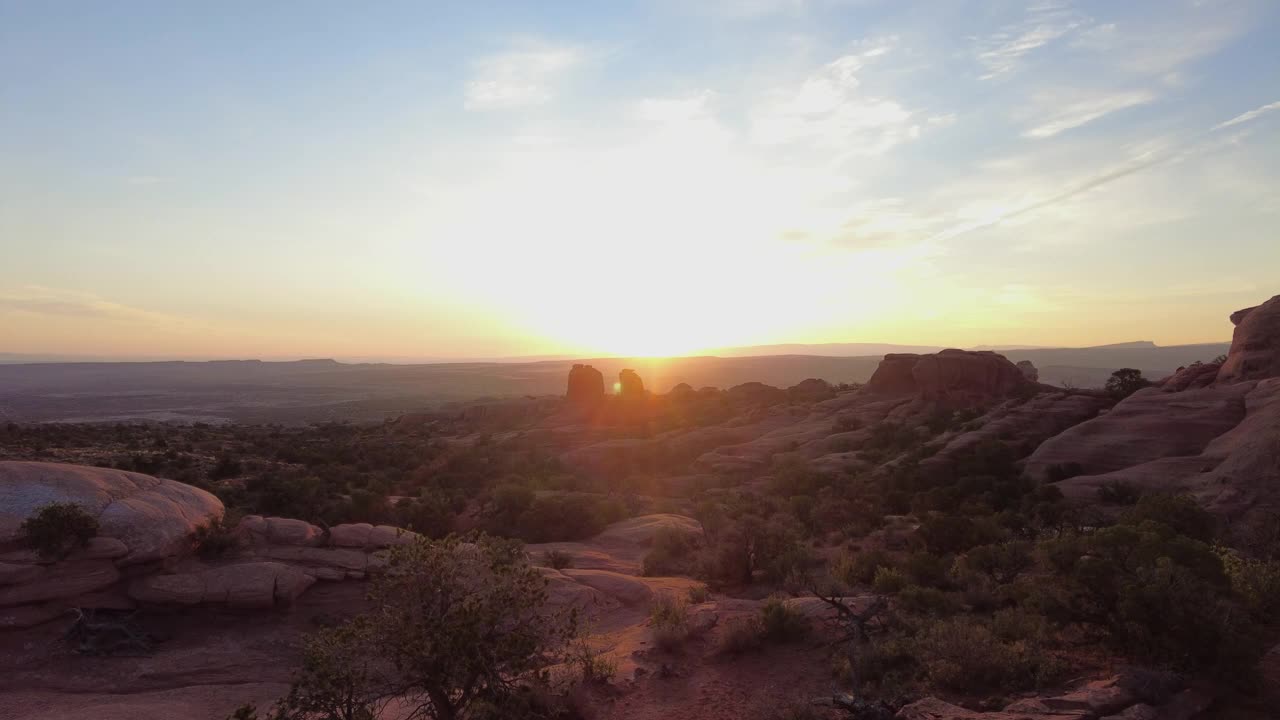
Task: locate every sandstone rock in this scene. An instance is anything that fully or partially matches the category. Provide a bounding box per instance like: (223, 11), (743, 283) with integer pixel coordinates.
(896, 696), (1083, 720)
(560, 569), (653, 606)
(328, 523), (413, 549)
(867, 350), (1032, 406)
(77, 537), (129, 560)
(868, 354), (921, 396)
(1017, 360), (1040, 383)
(566, 363), (605, 405)
(0, 560), (120, 606)
(1003, 677), (1135, 717)
(618, 368), (645, 398)
(129, 561), (316, 609)
(261, 546), (370, 573)
(0, 603), (65, 630)
(789, 377), (835, 402)
(1160, 362), (1220, 392)
(1217, 294), (1280, 383)
(727, 381), (787, 406)
(1101, 706), (1158, 720)
(0, 562), (44, 586)
(238, 516), (323, 547)
(0, 461), (223, 565)
(1024, 383), (1251, 482)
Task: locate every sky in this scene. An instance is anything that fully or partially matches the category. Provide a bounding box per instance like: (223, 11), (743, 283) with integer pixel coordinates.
(2, 0), (1278, 360)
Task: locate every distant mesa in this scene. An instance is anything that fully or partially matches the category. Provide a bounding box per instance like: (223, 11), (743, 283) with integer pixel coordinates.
(566, 363), (605, 405)
(867, 348), (1033, 405)
(618, 368), (645, 398)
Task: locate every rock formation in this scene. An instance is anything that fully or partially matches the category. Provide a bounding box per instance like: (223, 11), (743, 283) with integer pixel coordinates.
(1024, 293), (1280, 524)
(1017, 359), (1039, 383)
(1216, 294), (1280, 383)
(868, 349), (1032, 406)
(618, 368), (645, 398)
(566, 363), (605, 405)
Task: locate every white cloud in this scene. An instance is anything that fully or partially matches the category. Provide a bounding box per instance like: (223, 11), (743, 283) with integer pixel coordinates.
(749, 54), (919, 156)
(1023, 89), (1156, 138)
(464, 42), (580, 111)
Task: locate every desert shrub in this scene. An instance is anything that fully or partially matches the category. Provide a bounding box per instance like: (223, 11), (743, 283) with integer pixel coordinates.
(193, 516), (242, 559)
(1045, 462), (1084, 483)
(1122, 493), (1216, 543)
(758, 701), (824, 720)
(1106, 368), (1150, 399)
(903, 551), (952, 589)
(565, 630), (616, 685)
(642, 527), (699, 576)
(542, 549), (573, 570)
(759, 597), (809, 643)
(210, 453), (243, 480)
(21, 502), (98, 559)
(964, 541), (1033, 585)
(838, 548), (894, 585)
(718, 615), (765, 654)
(897, 585), (958, 615)
(916, 513), (1002, 555)
(1097, 480), (1141, 505)
(686, 584), (710, 603)
(913, 617), (1041, 693)
(649, 593), (690, 651)
(273, 534), (577, 720)
(1220, 549), (1280, 620)
(872, 567), (906, 594)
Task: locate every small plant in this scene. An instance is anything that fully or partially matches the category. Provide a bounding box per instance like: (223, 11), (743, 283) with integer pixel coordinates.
(193, 516), (242, 560)
(760, 597), (809, 643)
(542, 549), (573, 569)
(717, 615), (765, 654)
(565, 628), (617, 684)
(686, 584), (710, 603)
(872, 566), (906, 594)
(649, 593), (690, 651)
(21, 502), (98, 560)
(642, 527), (698, 576)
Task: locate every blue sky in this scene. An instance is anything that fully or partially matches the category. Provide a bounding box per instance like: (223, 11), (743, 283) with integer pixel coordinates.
(2, 0), (1278, 359)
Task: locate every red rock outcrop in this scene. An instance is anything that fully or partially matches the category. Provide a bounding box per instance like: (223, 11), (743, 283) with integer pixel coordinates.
(566, 363), (605, 405)
(618, 368), (645, 398)
(867, 350), (1032, 405)
(1217, 294), (1280, 383)
(1024, 293), (1280, 523)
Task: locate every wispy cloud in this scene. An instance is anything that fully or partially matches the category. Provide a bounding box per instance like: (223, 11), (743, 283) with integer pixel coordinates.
(0, 287), (185, 327)
(1022, 89), (1156, 138)
(974, 1), (1085, 79)
(464, 41), (581, 111)
(1213, 99), (1280, 131)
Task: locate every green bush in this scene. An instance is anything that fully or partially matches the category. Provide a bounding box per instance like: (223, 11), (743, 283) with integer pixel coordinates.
(21, 502), (98, 559)
(897, 585), (958, 615)
(837, 548), (893, 585)
(913, 617), (1040, 693)
(760, 597), (809, 643)
(1106, 368), (1150, 399)
(686, 584), (710, 603)
(1096, 480), (1140, 505)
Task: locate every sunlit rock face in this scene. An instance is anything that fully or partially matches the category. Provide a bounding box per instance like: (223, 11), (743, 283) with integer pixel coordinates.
(1017, 360), (1039, 383)
(618, 368), (645, 398)
(1217, 294), (1280, 383)
(566, 363), (605, 405)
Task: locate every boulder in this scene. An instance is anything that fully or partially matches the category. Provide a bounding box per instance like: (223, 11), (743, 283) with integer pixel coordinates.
(0, 461), (223, 565)
(1017, 360), (1040, 382)
(1217, 294), (1280, 383)
(1003, 676), (1136, 717)
(727, 381), (788, 406)
(896, 697), (1082, 720)
(1160, 362), (1220, 392)
(566, 363), (605, 405)
(129, 561), (316, 609)
(238, 516), (324, 547)
(328, 523), (417, 549)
